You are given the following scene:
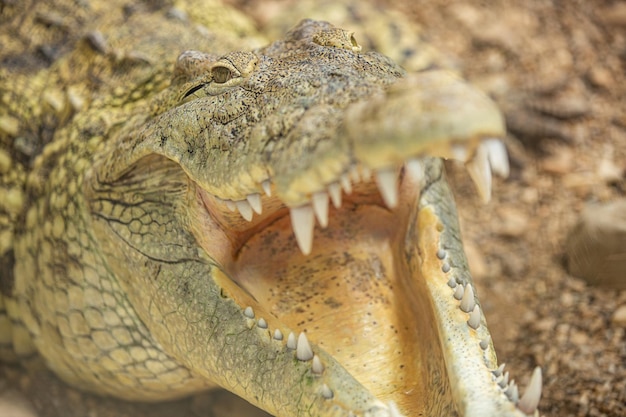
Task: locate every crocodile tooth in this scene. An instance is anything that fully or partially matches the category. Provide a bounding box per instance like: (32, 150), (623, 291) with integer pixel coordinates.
(453, 284), (464, 300)
(296, 332), (313, 361)
(236, 199), (254, 221)
(246, 193), (262, 214)
(287, 332), (297, 349)
(499, 371), (510, 389)
(224, 199), (236, 212)
(493, 363), (506, 378)
(349, 166), (361, 183)
(452, 144), (469, 162)
(506, 381), (519, 403)
(340, 174), (353, 194)
(447, 277), (457, 288)
(436, 249), (447, 260)
(480, 336), (490, 350)
(261, 179), (272, 196)
(484, 138), (510, 178)
(320, 384), (333, 399)
(328, 182), (342, 208)
(257, 317), (268, 329)
(312, 191), (330, 228)
(406, 158), (425, 183)
(290, 205), (315, 255)
(273, 329), (283, 340)
(466, 142), (492, 203)
(467, 305), (481, 329)
(460, 283), (475, 313)
(312, 354), (324, 374)
(518, 367), (542, 414)
(375, 167), (399, 208)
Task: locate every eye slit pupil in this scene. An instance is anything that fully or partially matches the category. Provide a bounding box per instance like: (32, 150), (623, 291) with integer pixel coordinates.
(212, 66), (232, 84)
(183, 83), (206, 99)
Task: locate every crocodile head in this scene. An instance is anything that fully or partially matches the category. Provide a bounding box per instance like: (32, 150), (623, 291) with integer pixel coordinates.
(82, 19), (540, 417)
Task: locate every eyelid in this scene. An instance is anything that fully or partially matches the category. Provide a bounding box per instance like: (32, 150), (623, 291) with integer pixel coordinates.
(182, 83), (207, 99)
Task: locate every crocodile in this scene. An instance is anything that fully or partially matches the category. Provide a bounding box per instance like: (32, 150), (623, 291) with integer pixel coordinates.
(0, 0), (543, 416)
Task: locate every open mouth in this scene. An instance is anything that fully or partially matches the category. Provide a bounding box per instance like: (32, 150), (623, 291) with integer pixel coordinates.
(187, 138), (541, 416)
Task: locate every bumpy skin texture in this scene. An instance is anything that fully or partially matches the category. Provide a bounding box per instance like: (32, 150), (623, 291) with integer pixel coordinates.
(0, 1), (536, 416)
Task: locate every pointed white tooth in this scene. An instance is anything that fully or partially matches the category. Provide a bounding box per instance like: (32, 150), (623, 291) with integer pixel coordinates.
(236, 199), (254, 221)
(243, 306), (254, 319)
(453, 284), (464, 300)
(261, 179), (272, 196)
(493, 363), (506, 377)
(296, 332), (314, 361)
(287, 332), (297, 349)
(466, 143), (492, 203)
(480, 336), (491, 350)
(484, 138), (510, 178)
(257, 317), (268, 329)
(452, 144), (469, 161)
(350, 166), (361, 183)
(273, 329), (283, 340)
(506, 381), (519, 403)
(518, 367), (542, 414)
(447, 277), (457, 288)
(460, 284), (475, 313)
(328, 182), (342, 208)
(405, 158), (425, 183)
(290, 205), (315, 255)
(246, 193), (262, 214)
(467, 305), (481, 329)
(375, 168), (399, 208)
(340, 174), (352, 194)
(321, 384), (334, 399)
(312, 192), (330, 228)
(312, 355), (324, 374)
(499, 371), (510, 388)
(225, 200), (236, 212)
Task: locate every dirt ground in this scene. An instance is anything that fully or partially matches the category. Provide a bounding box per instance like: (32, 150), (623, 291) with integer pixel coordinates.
(1, 1), (625, 417)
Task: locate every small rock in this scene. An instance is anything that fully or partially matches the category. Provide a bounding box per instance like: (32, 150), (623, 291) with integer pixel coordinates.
(612, 305), (626, 327)
(0, 390), (38, 417)
(565, 199), (626, 289)
(540, 146), (574, 175)
(597, 158), (624, 184)
(588, 66), (614, 90)
(497, 207), (529, 237)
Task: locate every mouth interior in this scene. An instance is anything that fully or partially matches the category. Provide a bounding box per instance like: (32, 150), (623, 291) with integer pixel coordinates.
(194, 172), (452, 413)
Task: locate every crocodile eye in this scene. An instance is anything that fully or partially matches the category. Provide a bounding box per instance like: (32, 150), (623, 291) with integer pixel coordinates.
(212, 66), (232, 84)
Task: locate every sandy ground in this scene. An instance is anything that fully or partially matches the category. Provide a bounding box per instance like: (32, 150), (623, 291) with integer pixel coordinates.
(1, 1), (624, 416)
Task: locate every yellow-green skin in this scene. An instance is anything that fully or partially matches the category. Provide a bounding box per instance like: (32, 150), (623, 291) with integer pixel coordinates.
(0, 1), (532, 416)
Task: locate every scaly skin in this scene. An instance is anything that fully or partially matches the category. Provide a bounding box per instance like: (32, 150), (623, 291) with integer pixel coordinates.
(0, 1), (541, 416)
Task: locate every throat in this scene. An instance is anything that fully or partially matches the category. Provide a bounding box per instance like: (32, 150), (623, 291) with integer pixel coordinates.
(230, 203), (442, 412)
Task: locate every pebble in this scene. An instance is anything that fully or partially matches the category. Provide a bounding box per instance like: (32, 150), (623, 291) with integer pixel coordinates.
(565, 199), (626, 289)
(0, 390), (38, 417)
(612, 305), (626, 327)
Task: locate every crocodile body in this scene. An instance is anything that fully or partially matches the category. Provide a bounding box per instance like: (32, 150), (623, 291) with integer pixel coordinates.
(0, 1), (541, 416)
